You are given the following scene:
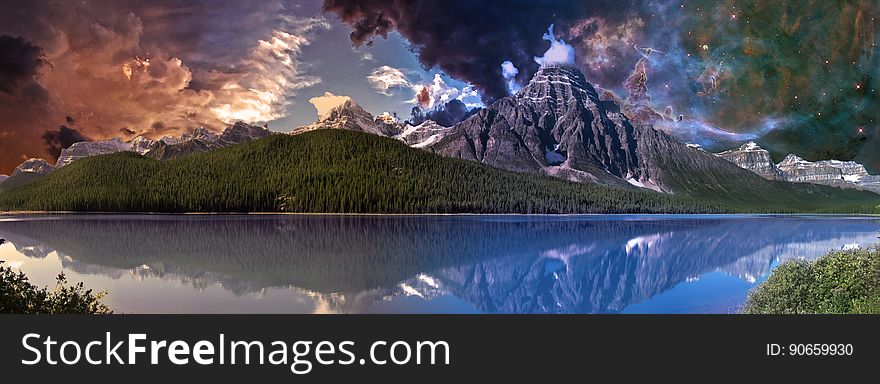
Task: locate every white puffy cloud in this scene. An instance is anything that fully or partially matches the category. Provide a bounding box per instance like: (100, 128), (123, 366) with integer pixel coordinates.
(309, 92), (352, 119)
(533, 24), (575, 67)
(413, 74), (482, 109)
(367, 65), (419, 95)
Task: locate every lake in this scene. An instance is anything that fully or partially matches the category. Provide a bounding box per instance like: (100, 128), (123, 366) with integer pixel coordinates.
(1, 214), (878, 314)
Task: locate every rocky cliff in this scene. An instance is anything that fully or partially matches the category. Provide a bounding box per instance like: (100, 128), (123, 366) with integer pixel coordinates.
(427, 65), (771, 194)
(56, 138), (134, 168)
(717, 142), (784, 180)
(144, 122), (273, 160)
(293, 100), (403, 137)
(717, 142), (880, 194)
(0, 158), (56, 192)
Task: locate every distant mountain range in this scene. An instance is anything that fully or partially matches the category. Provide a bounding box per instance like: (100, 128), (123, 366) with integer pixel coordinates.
(0, 65), (877, 213)
(718, 142), (880, 194)
(0, 122), (273, 192)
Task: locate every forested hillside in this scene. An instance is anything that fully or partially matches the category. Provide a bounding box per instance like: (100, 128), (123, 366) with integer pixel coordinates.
(0, 131), (725, 213)
(0, 130), (876, 214)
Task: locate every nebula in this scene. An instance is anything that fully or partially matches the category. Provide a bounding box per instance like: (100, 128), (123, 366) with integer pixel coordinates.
(1, 0), (878, 174)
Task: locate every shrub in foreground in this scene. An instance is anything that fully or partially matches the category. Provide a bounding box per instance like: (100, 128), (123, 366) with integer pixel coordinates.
(0, 260), (111, 314)
(743, 246), (880, 314)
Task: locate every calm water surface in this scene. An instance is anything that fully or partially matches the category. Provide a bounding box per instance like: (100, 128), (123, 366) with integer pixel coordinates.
(1, 214), (877, 314)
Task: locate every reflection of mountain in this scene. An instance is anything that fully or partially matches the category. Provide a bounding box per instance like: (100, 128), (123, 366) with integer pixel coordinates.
(0, 215), (877, 313)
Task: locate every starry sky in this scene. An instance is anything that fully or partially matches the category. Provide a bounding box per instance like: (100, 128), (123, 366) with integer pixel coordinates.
(0, 0), (877, 175)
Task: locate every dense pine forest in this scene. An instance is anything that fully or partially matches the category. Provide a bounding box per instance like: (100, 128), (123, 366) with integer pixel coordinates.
(0, 130), (877, 214)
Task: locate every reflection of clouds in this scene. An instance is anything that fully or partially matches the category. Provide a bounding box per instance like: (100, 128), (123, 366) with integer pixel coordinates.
(624, 233), (666, 256)
(540, 244), (596, 266)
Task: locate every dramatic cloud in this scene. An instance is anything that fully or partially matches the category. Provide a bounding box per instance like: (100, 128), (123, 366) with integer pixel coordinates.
(309, 92), (352, 119)
(533, 25), (576, 67)
(0, 36), (46, 94)
(0, 35), (54, 171)
(410, 99), (480, 127)
(208, 18), (330, 124)
(322, 0), (633, 103)
(367, 65), (418, 96)
(501, 61), (520, 94)
(42, 119), (91, 159)
(0, 0), (328, 173)
(567, 16), (644, 87)
(366, 64), (482, 114)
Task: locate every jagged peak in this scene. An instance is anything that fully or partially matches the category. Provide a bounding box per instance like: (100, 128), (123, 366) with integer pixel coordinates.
(325, 100), (369, 116)
(741, 141), (761, 151)
(225, 121), (269, 133)
(777, 154), (808, 166)
(12, 158), (55, 176)
(524, 64), (591, 89)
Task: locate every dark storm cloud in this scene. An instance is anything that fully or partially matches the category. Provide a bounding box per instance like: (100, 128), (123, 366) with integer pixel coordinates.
(0, 36), (47, 94)
(0, 0), (327, 173)
(323, 0), (635, 102)
(42, 125), (91, 159)
(0, 35), (55, 173)
(410, 99), (480, 127)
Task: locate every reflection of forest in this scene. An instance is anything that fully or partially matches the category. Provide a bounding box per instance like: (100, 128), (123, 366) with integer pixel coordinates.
(1, 215), (877, 313)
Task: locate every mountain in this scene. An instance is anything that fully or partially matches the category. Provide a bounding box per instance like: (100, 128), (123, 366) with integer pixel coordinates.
(0, 129), (729, 214)
(0, 130), (876, 214)
(294, 100), (403, 137)
(129, 136), (158, 154)
(717, 142), (880, 194)
(55, 122), (272, 165)
(395, 120), (455, 148)
(0, 158), (55, 192)
(56, 138), (133, 168)
(144, 122), (273, 160)
(0, 122), (273, 192)
(215, 121), (274, 146)
(235, 67), (877, 211)
(0, 175), (7, 183)
(717, 142), (784, 180)
(424, 65), (795, 198)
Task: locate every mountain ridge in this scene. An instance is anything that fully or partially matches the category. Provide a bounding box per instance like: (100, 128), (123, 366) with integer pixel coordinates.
(717, 141), (880, 194)
(0, 130), (736, 213)
(0, 130), (876, 214)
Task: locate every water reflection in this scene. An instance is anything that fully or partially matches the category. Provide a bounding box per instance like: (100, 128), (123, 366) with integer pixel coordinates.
(0, 215), (877, 313)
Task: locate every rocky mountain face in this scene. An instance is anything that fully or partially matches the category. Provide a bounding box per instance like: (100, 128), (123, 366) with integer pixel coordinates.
(56, 138), (134, 168)
(287, 66), (790, 196)
(0, 175), (7, 183)
(52, 122), (273, 165)
(129, 136), (159, 154)
(0, 122), (273, 191)
(294, 100), (403, 137)
(0, 158), (56, 192)
(717, 142), (784, 180)
(395, 120), (455, 148)
(11, 158), (55, 176)
(144, 122), (273, 160)
(717, 142), (880, 194)
(426, 65), (765, 193)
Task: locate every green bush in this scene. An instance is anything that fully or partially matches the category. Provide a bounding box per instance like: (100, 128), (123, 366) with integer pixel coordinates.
(743, 246), (880, 314)
(0, 260), (111, 314)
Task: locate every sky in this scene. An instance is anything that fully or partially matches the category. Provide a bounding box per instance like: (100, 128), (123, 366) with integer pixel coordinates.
(0, 0), (877, 175)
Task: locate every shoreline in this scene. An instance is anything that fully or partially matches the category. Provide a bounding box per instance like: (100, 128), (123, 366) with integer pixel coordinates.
(1, 211), (878, 218)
